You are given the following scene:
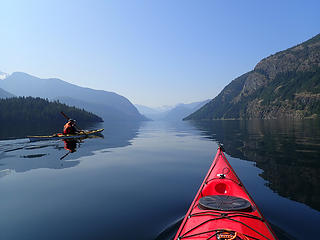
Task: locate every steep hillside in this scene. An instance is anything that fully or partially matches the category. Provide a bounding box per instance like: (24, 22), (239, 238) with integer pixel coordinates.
(186, 33), (320, 120)
(0, 72), (145, 121)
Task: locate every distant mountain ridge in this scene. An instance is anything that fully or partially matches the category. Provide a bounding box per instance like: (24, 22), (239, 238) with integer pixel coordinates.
(163, 100), (211, 121)
(0, 72), (146, 122)
(186, 33), (320, 120)
(136, 99), (210, 121)
(134, 104), (163, 117)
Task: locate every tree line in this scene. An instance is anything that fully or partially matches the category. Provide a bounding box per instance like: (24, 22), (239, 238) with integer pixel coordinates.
(0, 96), (103, 125)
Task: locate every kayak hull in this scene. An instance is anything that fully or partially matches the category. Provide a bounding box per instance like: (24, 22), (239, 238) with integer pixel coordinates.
(28, 129), (104, 142)
(174, 146), (277, 240)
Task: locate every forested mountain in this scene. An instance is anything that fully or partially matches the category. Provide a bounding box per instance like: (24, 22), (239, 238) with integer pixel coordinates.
(0, 88), (14, 98)
(186, 33), (320, 120)
(0, 97), (103, 125)
(0, 72), (146, 122)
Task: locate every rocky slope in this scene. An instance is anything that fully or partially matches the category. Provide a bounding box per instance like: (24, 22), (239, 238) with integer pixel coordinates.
(186, 33), (320, 120)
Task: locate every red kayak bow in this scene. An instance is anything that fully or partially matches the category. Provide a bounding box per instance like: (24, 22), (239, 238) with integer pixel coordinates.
(174, 146), (277, 240)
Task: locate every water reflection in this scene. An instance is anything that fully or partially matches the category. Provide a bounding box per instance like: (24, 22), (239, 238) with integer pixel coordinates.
(189, 119), (320, 211)
(0, 120), (318, 240)
(0, 121), (142, 176)
(60, 139), (84, 160)
(0, 140), (79, 174)
(0, 122), (64, 140)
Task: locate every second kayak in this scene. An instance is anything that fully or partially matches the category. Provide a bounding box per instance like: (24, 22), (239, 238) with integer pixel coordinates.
(174, 146), (277, 240)
(28, 129), (104, 142)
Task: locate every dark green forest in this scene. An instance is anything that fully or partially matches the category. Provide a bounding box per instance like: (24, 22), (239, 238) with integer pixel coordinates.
(0, 97), (103, 125)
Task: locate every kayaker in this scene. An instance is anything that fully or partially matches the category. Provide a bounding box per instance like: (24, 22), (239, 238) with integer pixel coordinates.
(63, 119), (79, 134)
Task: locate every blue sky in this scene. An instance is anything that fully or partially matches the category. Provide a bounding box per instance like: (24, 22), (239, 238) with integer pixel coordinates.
(0, 0), (319, 107)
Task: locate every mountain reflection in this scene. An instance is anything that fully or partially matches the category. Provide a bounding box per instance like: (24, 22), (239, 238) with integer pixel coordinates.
(189, 119), (320, 211)
(0, 121), (142, 176)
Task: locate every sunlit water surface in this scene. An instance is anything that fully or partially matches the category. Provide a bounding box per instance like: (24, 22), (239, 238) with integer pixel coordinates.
(0, 120), (319, 240)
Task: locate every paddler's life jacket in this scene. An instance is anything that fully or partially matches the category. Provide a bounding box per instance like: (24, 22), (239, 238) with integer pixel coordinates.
(63, 122), (77, 134)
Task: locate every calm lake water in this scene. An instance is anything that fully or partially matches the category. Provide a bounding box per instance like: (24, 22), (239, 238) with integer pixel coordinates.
(0, 119), (319, 240)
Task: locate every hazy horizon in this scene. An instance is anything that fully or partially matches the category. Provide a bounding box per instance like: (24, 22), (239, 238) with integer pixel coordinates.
(1, 0), (319, 107)
(0, 70), (209, 108)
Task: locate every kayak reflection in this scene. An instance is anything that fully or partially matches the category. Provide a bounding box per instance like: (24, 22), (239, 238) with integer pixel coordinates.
(60, 139), (81, 160)
(60, 132), (105, 160)
(0, 121), (143, 176)
(64, 139), (79, 153)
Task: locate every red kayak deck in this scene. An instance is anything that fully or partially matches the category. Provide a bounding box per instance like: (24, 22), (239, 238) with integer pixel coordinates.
(174, 146), (277, 240)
